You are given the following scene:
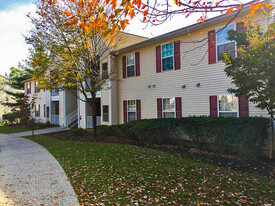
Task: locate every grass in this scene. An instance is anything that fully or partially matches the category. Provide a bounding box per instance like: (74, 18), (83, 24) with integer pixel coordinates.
(26, 135), (275, 205)
(0, 124), (30, 134)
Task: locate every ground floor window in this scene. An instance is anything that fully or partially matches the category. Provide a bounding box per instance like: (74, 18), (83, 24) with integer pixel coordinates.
(218, 95), (238, 117)
(127, 100), (136, 121)
(103, 105), (109, 122)
(163, 97), (175, 118)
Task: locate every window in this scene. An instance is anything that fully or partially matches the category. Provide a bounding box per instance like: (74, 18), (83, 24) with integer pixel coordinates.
(162, 97), (175, 118)
(127, 100), (136, 121)
(35, 81), (39, 93)
(216, 24), (236, 61)
(35, 105), (39, 117)
(162, 42), (174, 71)
(103, 105), (109, 122)
(218, 95), (238, 117)
(102, 62), (108, 79)
(26, 82), (31, 94)
(126, 53), (135, 77)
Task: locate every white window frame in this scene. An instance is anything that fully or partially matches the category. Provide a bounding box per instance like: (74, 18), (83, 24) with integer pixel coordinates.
(127, 99), (136, 122)
(162, 97), (175, 118)
(26, 82), (31, 94)
(216, 24), (237, 62)
(217, 94), (239, 117)
(35, 104), (39, 117)
(161, 42), (174, 72)
(126, 53), (136, 78)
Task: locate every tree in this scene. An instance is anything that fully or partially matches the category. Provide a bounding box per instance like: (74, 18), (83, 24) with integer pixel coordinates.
(224, 20), (275, 157)
(41, 0), (272, 35)
(0, 66), (33, 125)
(27, 0), (124, 136)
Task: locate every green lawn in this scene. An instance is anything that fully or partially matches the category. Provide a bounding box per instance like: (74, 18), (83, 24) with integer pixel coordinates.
(26, 135), (274, 205)
(0, 124), (30, 134)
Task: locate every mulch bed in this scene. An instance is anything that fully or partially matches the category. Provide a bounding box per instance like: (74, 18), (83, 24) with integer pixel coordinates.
(47, 130), (275, 179)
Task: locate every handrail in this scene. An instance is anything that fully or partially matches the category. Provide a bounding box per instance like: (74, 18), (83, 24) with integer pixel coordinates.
(65, 109), (78, 128)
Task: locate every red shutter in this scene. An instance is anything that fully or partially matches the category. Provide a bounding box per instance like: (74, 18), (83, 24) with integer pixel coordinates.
(209, 96), (218, 117)
(238, 95), (249, 117)
(174, 41), (181, 70)
(30, 82), (31, 94)
(34, 104), (36, 116)
(208, 30), (216, 64)
(236, 22), (245, 54)
(122, 56), (126, 79)
(157, 98), (162, 118)
(34, 82), (36, 93)
(44, 104), (46, 118)
(123, 100), (127, 123)
(175, 97), (182, 118)
(136, 99), (141, 120)
(156, 46), (161, 73)
(38, 105), (40, 117)
(135, 52), (140, 76)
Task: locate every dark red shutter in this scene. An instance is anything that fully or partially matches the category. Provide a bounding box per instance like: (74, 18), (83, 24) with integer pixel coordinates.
(157, 98), (162, 118)
(123, 100), (127, 123)
(38, 105), (40, 117)
(56, 102), (59, 115)
(135, 52), (140, 76)
(35, 104), (36, 116)
(44, 104), (46, 117)
(236, 22), (245, 55)
(175, 97), (182, 118)
(122, 56), (126, 79)
(156, 46), (161, 73)
(30, 82), (31, 94)
(136, 99), (141, 120)
(238, 95), (249, 117)
(208, 30), (216, 64)
(209, 96), (218, 117)
(34, 82), (36, 93)
(96, 101), (101, 116)
(174, 41), (181, 70)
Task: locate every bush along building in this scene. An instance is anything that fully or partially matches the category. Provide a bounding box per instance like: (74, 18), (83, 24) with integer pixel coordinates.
(24, 8), (275, 158)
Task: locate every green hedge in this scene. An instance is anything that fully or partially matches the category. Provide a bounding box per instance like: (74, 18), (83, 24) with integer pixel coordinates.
(97, 116), (269, 158)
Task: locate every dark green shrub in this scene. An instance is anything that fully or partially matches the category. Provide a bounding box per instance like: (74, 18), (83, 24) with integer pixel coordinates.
(71, 128), (85, 136)
(2, 113), (17, 125)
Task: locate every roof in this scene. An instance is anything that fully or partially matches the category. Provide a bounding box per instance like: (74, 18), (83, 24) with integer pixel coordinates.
(22, 78), (33, 83)
(115, 7), (251, 54)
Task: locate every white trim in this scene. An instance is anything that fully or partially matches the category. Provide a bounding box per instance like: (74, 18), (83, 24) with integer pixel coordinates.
(126, 53), (136, 78)
(162, 97), (176, 118)
(84, 100), (87, 129)
(108, 57), (112, 125)
(63, 91), (66, 127)
(216, 23), (237, 62)
(161, 42), (175, 72)
(77, 92), (80, 128)
(217, 94), (239, 117)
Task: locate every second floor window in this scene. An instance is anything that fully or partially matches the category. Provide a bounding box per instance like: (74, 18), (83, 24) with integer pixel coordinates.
(162, 42), (174, 71)
(26, 82), (31, 94)
(163, 97), (175, 118)
(126, 53), (135, 77)
(217, 24), (236, 61)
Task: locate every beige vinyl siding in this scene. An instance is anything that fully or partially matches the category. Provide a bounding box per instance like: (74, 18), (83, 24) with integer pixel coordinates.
(116, 13), (268, 124)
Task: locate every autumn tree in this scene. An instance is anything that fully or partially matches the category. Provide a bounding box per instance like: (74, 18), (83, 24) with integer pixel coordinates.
(27, 0), (124, 135)
(224, 21), (275, 157)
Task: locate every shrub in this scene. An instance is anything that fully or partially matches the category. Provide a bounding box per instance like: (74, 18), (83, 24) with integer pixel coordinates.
(2, 113), (17, 125)
(97, 116), (269, 158)
(71, 128), (85, 137)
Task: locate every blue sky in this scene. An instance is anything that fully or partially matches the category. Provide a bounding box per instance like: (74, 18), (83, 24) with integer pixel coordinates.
(0, 0), (33, 10)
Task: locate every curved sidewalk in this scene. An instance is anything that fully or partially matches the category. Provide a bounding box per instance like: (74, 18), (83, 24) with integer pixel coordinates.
(0, 130), (79, 205)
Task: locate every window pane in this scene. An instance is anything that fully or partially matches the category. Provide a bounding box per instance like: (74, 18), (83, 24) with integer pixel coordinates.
(127, 100), (136, 112)
(162, 42), (173, 57)
(126, 54), (135, 65)
(219, 95), (237, 112)
(162, 56), (174, 71)
(163, 112), (175, 118)
(217, 42), (235, 61)
(217, 24), (235, 45)
(128, 112), (136, 121)
(162, 98), (175, 113)
(127, 65), (135, 77)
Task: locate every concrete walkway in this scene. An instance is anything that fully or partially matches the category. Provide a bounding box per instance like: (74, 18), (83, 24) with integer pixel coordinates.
(0, 128), (79, 205)
(11, 127), (69, 137)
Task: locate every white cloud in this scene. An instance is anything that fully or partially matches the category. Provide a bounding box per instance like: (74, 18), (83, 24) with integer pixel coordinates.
(0, 3), (36, 76)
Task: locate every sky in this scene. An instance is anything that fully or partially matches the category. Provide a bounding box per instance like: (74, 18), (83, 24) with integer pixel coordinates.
(0, 0), (206, 77)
